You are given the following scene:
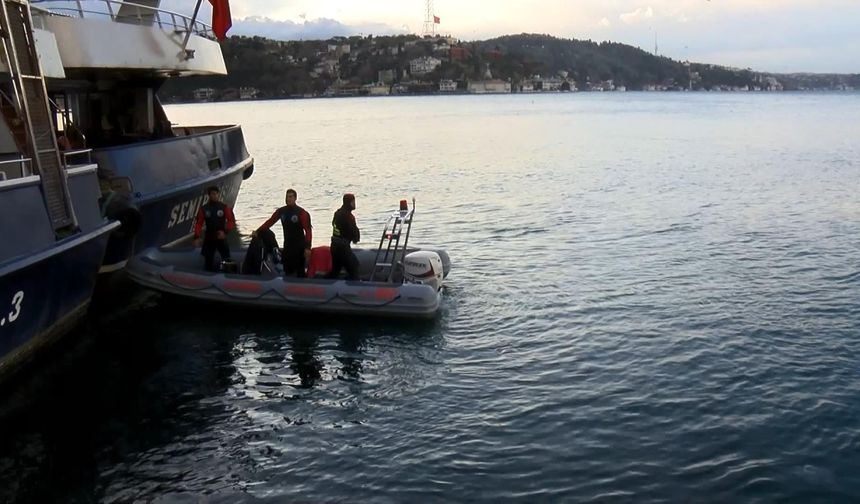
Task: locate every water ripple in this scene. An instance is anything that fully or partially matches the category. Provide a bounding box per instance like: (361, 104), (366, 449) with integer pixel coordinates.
(3, 94), (860, 502)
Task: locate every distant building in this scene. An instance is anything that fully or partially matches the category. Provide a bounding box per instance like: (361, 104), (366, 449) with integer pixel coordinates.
(439, 79), (457, 92)
(410, 56), (442, 75)
(541, 77), (565, 91)
(363, 83), (391, 96)
(595, 80), (613, 91)
(312, 58), (339, 78)
(450, 47), (470, 61)
(483, 49), (502, 61)
(761, 76), (784, 91)
(467, 80), (511, 94)
(433, 41), (451, 53)
(239, 87), (258, 100)
(521, 75), (575, 92)
(378, 69), (396, 85)
(193, 87), (214, 101)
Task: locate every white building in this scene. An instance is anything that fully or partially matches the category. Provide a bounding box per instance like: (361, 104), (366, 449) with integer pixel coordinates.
(363, 83), (391, 96)
(410, 56), (442, 75)
(239, 87), (258, 100)
(311, 58), (339, 78)
(467, 80), (511, 94)
(193, 87), (214, 101)
(439, 79), (457, 92)
(542, 77), (565, 91)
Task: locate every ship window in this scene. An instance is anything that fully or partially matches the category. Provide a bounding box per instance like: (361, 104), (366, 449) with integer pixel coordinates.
(208, 158), (221, 171)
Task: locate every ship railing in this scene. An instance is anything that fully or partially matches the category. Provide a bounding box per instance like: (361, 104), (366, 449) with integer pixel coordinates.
(61, 148), (92, 168)
(171, 124), (232, 137)
(0, 151), (93, 179)
(29, 0), (215, 39)
(0, 157), (33, 179)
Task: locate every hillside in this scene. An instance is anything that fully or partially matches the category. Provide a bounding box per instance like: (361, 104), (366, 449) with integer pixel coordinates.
(159, 33), (860, 101)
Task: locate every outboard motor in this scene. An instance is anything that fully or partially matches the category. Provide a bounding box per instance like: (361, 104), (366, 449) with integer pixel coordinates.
(403, 251), (444, 292)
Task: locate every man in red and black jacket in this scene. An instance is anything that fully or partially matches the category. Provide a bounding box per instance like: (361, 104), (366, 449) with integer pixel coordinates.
(255, 188), (313, 277)
(328, 193), (360, 280)
(193, 185), (236, 271)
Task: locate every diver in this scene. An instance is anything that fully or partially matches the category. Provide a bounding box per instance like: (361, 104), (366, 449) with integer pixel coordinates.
(193, 185), (235, 271)
(254, 188), (313, 277)
(328, 193), (360, 280)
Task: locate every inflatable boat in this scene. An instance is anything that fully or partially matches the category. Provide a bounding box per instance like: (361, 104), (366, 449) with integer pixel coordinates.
(128, 199), (450, 318)
(127, 245), (449, 319)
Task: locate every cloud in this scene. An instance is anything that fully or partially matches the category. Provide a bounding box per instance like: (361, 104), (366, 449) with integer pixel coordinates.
(599, 17), (611, 28)
(619, 7), (654, 25)
(231, 16), (403, 40)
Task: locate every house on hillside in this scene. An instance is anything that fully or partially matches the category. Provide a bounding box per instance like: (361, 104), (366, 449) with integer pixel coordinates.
(410, 56), (441, 76)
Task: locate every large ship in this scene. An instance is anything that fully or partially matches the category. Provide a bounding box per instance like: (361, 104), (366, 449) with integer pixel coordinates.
(29, 0), (254, 271)
(0, 0), (118, 379)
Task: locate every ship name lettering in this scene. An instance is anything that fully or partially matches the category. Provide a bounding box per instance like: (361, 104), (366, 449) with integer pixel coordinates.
(1, 290), (24, 328)
(167, 195), (206, 229)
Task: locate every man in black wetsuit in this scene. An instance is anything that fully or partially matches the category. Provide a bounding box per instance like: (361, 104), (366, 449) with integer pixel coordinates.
(255, 188), (313, 277)
(328, 193), (361, 280)
(193, 185), (235, 271)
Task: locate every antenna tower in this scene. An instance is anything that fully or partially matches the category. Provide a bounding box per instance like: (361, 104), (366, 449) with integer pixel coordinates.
(423, 0), (435, 36)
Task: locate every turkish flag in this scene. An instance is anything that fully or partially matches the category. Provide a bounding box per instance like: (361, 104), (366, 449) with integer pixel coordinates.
(209, 0), (232, 41)
(433, 15), (440, 24)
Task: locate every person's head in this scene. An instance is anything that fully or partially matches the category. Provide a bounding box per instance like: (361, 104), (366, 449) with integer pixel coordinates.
(206, 185), (220, 202)
(343, 193), (355, 209)
(285, 188), (297, 206)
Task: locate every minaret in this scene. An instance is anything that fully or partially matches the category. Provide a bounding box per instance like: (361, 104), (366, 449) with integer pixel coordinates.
(423, 0), (435, 36)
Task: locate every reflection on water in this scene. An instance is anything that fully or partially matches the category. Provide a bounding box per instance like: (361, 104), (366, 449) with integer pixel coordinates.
(290, 331), (323, 388)
(0, 293), (446, 501)
(335, 328), (365, 382)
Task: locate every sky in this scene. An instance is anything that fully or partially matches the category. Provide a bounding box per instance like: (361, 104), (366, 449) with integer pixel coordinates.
(161, 0), (860, 73)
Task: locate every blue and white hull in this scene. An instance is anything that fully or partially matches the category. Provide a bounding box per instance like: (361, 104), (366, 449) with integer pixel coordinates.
(0, 166), (118, 379)
(0, 226), (115, 379)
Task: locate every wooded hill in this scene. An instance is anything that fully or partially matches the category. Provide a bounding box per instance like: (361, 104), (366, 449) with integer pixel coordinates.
(159, 33), (860, 101)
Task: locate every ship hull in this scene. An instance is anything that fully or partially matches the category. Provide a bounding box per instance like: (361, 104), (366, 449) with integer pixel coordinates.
(0, 226), (115, 380)
(96, 126), (254, 271)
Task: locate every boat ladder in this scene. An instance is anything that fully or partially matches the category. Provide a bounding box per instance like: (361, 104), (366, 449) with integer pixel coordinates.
(0, 0), (77, 234)
(371, 198), (415, 283)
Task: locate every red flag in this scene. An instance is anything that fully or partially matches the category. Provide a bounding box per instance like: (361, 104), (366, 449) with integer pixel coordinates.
(209, 0), (232, 41)
(433, 15), (440, 24)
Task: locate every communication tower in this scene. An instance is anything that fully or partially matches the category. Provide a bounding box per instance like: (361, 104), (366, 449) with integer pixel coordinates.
(423, 0), (435, 36)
